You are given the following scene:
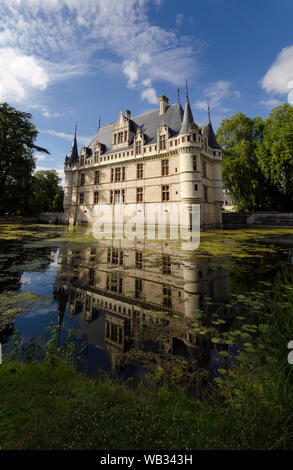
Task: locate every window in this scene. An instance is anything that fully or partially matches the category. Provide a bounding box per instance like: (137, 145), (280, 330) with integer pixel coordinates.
(135, 279), (143, 299)
(89, 268), (94, 286)
(80, 173), (85, 186)
(160, 134), (166, 150)
(137, 187), (143, 203)
(193, 157), (197, 171)
(80, 156), (84, 166)
(202, 161), (207, 178)
(135, 141), (141, 154)
(79, 193), (84, 204)
(90, 248), (96, 261)
(93, 191), (99, 204)
(115, 167), (121, 182)
(163, 285), (172, 307)
(111, 167), (125, 182)
(137, 163), (143, 179)
(112, 249), (119, 264)
(194, 184), (198, 191)
(94, 152), (99, 163)
(117, 131), (124, 144)
(162, 255), (171, 274)
(106, 275), (123, 294)
(162, 159), (169, 176)
(162, 185), (170, 202)
(95, 170), (99, 184)
(110, 190), (125, 204)
(114, 190), (121, 203)
(203, 185), (208, 202)
(136, 251), (143, 269)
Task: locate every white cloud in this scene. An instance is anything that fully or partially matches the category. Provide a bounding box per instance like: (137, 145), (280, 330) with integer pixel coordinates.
(194, 80), (240, 112)
(41, 129), (92, 144)
(141, 87), (158, 104)
(0, 48), (49, 102)
(30, 104), (63, 118)
(260, 98), (283, 107)
(261, 45), (293, 94)
(35, 154), (47, 161)
(0, 0), (199, 106)
(176, 13), (184, 27)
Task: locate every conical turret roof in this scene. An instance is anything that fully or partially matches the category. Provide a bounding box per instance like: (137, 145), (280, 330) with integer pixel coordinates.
(179, 81), (195, 134)
(207, 106), (221, 150)
(68, 123), (79, 163)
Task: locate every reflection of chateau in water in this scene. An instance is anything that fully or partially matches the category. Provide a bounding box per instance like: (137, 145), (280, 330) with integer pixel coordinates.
(54, 240), (231, 374)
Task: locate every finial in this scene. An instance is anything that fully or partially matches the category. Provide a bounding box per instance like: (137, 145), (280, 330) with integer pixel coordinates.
(208, 103), (211, 123)
(98, 115), (101, 131)
(74, 122), (77, 137)
(185, 80), (189, 102)
(177, 88), (180, 104)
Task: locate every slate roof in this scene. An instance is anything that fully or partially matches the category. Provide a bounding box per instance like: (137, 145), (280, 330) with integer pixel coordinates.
(207, 108), (221, 149)
(179, 95), (195, 135)
(86, 101), (184, 156)
(68, 125), (79, 163)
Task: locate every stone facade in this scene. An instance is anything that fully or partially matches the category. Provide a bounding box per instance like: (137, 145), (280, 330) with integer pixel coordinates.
(64, 87), (223, 229)
(54, 238), (231, 371)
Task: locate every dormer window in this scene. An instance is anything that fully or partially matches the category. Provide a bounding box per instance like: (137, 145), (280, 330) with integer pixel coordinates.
(113, 110), (131, 149)
(160, 135), (166, 150)
(135, 141), (141, 155)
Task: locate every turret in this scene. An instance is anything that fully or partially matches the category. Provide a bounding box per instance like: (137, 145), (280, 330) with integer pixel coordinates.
(67, 123), (79, 164)
(179, 81), (195, 135)
(207, 106), (221, 150)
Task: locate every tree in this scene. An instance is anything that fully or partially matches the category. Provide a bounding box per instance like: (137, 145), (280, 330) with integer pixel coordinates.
(0, 102), (49, 215)
(216, 111), (286, 211)
(256, 103), (293, 211)
(30, 170), (64, 214)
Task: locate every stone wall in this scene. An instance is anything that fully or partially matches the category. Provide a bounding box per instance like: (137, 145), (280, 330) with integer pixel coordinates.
(223, 212), (293, 228)
(38, 212), (66, 224)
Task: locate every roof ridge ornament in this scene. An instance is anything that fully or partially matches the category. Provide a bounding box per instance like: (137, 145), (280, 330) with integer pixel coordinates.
(185, 80), (189, 103)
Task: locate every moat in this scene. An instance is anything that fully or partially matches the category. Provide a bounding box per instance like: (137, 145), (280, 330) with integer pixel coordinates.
(1, 223), (293, 384)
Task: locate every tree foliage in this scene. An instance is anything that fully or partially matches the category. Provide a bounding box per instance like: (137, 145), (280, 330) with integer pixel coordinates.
(216, 104), (293, 211)
(256, 103), (293, 210)
(30, 170), (64, 214)
(0, 103), (49, 215)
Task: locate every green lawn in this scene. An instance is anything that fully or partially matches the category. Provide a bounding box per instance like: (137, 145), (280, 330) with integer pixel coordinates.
(0, 356), (292, 450)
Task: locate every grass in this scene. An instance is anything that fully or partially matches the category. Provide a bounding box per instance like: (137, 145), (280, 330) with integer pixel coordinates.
(1, 224), (293, 450)
(1, 268), (293, 450)
(0, 351), (292, 450)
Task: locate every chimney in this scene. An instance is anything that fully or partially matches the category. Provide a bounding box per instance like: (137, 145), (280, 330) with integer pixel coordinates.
(125, 109), (131, 119)
(159, 95), (169, 115)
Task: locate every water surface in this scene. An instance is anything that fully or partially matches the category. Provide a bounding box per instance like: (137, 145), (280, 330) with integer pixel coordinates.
(1, 223), (292, 383)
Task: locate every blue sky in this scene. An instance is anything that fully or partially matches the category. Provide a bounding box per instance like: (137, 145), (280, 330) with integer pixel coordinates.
(0, 0), (292, 184)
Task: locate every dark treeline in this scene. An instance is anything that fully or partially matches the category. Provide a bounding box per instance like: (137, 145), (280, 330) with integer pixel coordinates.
(0, 102), (63, 216)
(216, 103), (293, 211)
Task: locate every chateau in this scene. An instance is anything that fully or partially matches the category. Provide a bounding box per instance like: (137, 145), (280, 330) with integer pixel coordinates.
(64, 85), (223, 229)
(54, 238), (230, 373)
